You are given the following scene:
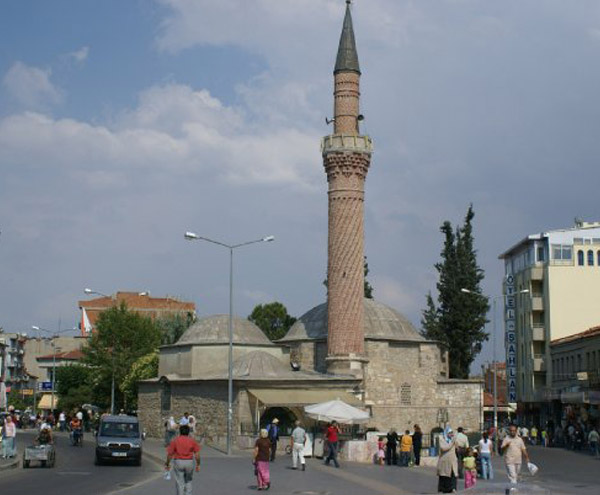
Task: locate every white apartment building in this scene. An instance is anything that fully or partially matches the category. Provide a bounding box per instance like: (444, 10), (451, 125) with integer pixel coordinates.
(499, 220), (600, 411)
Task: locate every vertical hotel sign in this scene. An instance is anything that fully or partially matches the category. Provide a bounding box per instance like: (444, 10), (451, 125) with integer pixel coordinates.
(505, 274), (517, 402)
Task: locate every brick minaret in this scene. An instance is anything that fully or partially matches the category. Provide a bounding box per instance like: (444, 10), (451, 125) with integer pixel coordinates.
(323, 1), (373, 375)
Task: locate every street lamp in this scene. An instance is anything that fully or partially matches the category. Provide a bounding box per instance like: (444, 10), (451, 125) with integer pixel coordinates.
(461, 288), (529, 450)
(82, 287), (116, 414)
(185, 231), (274, 455)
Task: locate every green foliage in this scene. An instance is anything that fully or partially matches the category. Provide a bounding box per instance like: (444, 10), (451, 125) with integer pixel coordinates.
(121, 351), (159, 410)
(421, 205), (490, 378)
(155, 312), (195, 345)
(54, 364), (96, 412)
(82, 302), (162, 411)
(323, 256), (374, 299)
(6, 389), (31, 411)
(248, 302), (297, 341)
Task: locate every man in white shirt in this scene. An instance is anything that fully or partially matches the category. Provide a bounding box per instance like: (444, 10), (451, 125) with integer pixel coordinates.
(290, 421), (307, 471)
(59, 411), (66, 432)
(179, 412), (190, 426)
(502, 424), (530, 487)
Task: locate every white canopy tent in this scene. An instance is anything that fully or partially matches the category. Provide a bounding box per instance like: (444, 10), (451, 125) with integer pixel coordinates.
(304, 399), (370, 424)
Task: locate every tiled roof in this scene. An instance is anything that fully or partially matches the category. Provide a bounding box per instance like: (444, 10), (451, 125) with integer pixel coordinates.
(37, 349), (84, 361)
(551, 325), (600, 345)
(79, 291), (195, 311)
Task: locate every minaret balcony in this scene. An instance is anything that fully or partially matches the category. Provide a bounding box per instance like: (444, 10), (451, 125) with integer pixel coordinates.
(321, 134), (373, 155)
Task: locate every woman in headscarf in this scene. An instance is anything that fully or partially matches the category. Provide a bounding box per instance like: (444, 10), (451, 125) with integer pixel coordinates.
(437, 426), (458, 493)
(254, 429), (272, 491)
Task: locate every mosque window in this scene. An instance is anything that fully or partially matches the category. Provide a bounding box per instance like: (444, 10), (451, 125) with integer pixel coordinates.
(588, 250), (594, 266)
(400, 383), (412, 405)
(597, 251), (600, 266)
(161, 381), (172, 412)
(578, 250), (584, 266)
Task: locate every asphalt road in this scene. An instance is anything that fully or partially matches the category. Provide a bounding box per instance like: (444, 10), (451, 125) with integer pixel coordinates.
(0, 431), (162, 495)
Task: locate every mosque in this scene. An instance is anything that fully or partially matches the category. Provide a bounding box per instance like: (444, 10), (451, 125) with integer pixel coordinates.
(138, 1), (481, 451)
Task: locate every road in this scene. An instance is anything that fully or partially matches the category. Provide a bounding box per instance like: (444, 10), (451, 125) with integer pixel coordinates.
(0, 431), (162, 495)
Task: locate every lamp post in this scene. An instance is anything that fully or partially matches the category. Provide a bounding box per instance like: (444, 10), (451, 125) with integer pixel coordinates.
(82, 288), (116, 414)
(185, 231), (274, 455)
(461, 288), (528, 451)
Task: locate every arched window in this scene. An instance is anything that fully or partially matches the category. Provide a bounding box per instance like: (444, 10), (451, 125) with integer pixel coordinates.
(578, 250), (584, 266)
(597, 250), (600, 266)
(588, 250), (594, 266)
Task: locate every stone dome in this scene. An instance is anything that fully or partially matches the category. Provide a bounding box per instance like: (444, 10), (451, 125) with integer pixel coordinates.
(279, 298), (424, 343)
(176, 314), (273, 346)
(232, 350), (290, 378)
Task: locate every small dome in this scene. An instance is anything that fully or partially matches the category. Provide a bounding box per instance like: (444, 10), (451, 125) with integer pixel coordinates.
(280, 298), (424, 343)
(232, 351), (290, 378)
(176, 314), (273, 346)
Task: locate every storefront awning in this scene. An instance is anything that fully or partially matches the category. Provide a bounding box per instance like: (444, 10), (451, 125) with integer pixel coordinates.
(38, 393), (57, 410)
(248, 388), (362, 407)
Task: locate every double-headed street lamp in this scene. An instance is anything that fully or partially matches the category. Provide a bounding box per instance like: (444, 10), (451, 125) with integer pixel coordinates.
(184, 231), (274, 455)
(82, 287), (117, 414)
(461, 288), (529, 450)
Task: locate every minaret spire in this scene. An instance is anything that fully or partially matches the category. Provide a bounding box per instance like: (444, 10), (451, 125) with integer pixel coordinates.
(322, 1), (373, 377)
(334, 1), (361, 75)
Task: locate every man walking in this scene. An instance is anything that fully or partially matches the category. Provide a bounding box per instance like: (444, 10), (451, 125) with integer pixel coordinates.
(501, 424), (530, 489)
(266, 418), (279, 461)
(290, 420), (307, 471)
(588, 427), (599, 457)
(386, 428), (398, 466)
(324, 421), (341, 468)
(455, 427), (469, 478)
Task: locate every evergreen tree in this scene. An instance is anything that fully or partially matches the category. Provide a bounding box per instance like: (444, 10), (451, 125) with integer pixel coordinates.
(323, 256), (374, 299)
(421, 205), (489, 378)
(248, 302), (297, 341)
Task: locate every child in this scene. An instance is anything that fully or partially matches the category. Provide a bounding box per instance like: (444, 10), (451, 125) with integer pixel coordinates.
(463, 448), (477, 489)
(377, 436), (386, 465)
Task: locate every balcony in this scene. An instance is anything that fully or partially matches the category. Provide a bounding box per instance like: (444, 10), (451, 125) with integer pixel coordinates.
(531, 296), (544, 311)
(530, 267), (544, 280)
(532, 326), (545, 341)
(533, 355), (546, 372)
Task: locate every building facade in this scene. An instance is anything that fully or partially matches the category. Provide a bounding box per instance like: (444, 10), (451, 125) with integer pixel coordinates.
(0, 331), (27, 390)
(499, 220), (600, 419)
(550, 326), (600, 426)
(78, 291), (196, 336)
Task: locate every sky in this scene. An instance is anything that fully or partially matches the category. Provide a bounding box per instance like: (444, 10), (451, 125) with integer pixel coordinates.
(2, 0), (600, 371)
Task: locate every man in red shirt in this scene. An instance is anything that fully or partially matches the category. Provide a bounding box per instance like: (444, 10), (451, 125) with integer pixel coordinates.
(324, 421), (341, 468)
(165, 425), (201, 494)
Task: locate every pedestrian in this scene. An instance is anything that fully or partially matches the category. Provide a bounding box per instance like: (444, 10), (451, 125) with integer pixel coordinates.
(399, 430), (412, 467)
(530, 425), (538, 446)
(437, 427), (458, 493)
(179, 412), (190, 426)
(478, 431), (494, 480)
(59, 411), (66, 432)
(462, 448), (477, 489)
(501, 424), (530, 487)
(266, 418), (280, 461)
(165, 416), (177, 446)
(290, 420), (307, 471)
(376, 436), (386, 465)
(455, 426), (469, 478)
(188, 414), (196, 436)
(165, 424), (201, 495)
(1, 415), (16, 459)
(324, 421), (341, 468)
(412, 424), (423, 466)
(541, 428), (548, 448)
(574, 427), (584, 451)
(386, 428), (398, 465)
(588, 427), (599, 457)
(253, 429), (272, 491)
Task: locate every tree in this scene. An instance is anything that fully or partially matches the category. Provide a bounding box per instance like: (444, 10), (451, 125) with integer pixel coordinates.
(248, 302), (297, 341)
(156, 312), (196, 345)
(54, 364), (98, 412)
(121, 351), (159, 410)
(82, 302), (161, 411)
(421, 205), (490, 378)
(323, 256), (374, 299)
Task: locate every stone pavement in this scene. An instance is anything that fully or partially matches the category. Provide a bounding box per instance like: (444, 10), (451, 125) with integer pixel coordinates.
(140, 439), (600, 495)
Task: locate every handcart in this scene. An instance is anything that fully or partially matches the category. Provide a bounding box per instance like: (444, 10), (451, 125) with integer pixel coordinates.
(23, 444), (56, 468)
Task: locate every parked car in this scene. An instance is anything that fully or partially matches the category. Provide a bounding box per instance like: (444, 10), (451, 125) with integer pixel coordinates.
(95, 415), (143, 466)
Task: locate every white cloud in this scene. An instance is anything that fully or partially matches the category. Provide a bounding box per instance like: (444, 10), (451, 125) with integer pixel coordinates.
(66, 46), (90, 63)
(3, 61), (63, 108)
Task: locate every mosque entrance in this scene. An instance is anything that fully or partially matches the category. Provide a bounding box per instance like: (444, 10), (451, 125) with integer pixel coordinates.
(260, 407), (297, 435)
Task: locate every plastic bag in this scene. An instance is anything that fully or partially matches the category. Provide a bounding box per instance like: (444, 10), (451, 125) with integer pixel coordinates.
(164, 469), (172, 481)
(527, 462), (538, 476)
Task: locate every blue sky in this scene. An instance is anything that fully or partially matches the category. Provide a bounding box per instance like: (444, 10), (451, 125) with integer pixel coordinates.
(2, 0), (600, 371)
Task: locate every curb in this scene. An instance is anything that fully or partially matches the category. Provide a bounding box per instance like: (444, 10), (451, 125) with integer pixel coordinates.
(0, 458), (19, 472)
